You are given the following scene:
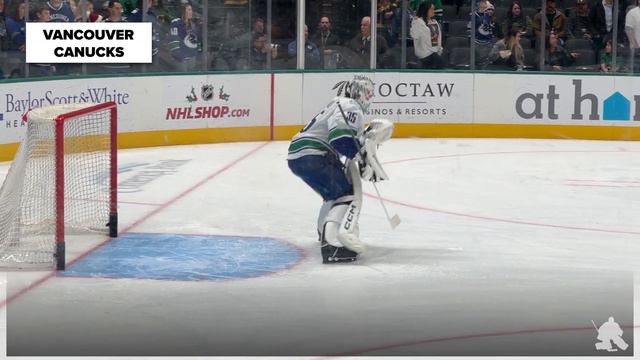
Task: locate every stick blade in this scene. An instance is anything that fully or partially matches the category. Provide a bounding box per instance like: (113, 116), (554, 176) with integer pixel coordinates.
(389, 214), (401, 229)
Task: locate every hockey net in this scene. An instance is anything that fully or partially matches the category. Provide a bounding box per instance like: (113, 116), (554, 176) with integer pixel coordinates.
(0, 102), (117, 270)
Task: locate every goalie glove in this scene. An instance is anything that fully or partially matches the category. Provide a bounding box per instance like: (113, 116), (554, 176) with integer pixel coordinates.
(358, 140), (389, 182)
(357, 118), (394, 182)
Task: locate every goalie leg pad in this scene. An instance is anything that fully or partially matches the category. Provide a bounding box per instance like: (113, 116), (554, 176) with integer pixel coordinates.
(322, 195), (353, 248)
(337, 199), (365, 253)
(317, 200), (334, 241)
(322, 197), (365, 253)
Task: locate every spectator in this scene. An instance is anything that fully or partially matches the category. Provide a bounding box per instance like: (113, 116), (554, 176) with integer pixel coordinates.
(6, 1), (25, 52)
(312, 16), (340, 48)
(410, 0), (444, 69)
(31, 5), (57, 77)
(89, 11), (103, 22)
(626, 0), (640, 47)
(567, 0), (595, 43)
(533, 0), (568, 42)
(234, 17), (266, 53)
(5, 1), (25, 77)
(105, 0), (125, 22)
(348, 16), (389, 67)
(626, 0), (640, 45)
(33, 5), (51, 22)
(75, 0), (96, 21)
(599, 38), (613, 71)
(0, 0), (8, 51)
(47, 0), (75, 22)
(625, 0), (640, 71)
(168, 3), (201, 71)
(129, 0), (161, 58)
(590, 0), (626, 49)
(377, 0), (403, 47)
(470, 1), (501, 47)
(486, 28), (525, 70)
(227, 17), (271, 69)
(485, 3), (503, 41)
(502, 1), (531, 37)
(287, 24), (321, 68)
(545, 31), (577, 70)
(312, 16), (342, 68)
(99, 0), (131, 73)
(238, 33), (277, 69)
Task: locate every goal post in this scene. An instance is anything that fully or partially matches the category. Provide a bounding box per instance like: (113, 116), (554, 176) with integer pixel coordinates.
(0, 102), (118, 270)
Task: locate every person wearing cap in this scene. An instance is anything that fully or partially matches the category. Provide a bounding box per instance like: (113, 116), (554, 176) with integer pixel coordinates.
(532, 0), (568, 42)
(568, 0), (595, 43)
(470, 0), (501, 46)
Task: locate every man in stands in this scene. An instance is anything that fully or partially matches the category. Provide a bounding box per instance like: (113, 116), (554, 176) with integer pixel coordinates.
(532, 0), (567, 43)
(47, 0), (75, 22)
(349, 16), (389, 67)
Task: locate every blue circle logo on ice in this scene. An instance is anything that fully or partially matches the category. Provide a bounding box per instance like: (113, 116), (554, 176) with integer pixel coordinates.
(61, 233), (302, 281)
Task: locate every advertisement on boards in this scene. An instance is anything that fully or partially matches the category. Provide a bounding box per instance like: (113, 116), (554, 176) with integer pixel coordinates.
(0, 77), (141, 144)
(301, 72), (473, 124)
(162, 74), (270, 129)
(475, 74), (640, 126)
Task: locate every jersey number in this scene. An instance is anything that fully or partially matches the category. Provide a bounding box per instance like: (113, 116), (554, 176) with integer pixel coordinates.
(345, 112), (357, 124)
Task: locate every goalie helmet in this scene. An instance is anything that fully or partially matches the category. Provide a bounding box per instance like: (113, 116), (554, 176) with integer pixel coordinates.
(345, 75), (374, 112)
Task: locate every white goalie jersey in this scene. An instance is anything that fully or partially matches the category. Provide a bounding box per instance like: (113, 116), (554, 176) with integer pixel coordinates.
(287, 97), (365, 161)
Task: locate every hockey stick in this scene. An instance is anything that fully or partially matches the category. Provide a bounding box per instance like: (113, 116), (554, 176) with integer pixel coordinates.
(372, 181), (401, 229)
(337, 102), (401, 229)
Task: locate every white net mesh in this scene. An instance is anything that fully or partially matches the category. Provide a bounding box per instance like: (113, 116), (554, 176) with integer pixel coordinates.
(0, 103), (114, 268)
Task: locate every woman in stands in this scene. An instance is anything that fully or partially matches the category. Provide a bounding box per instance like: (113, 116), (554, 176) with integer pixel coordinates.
(502, 1), (531, 37)
(486, 28), (525, 70)
(168, 3), (201, 72)
(545, 31), (576, 70)
(410, 0), (444, 69)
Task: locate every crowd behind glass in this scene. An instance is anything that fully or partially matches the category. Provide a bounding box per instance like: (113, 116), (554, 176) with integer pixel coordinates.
(0, 0), (638, 77)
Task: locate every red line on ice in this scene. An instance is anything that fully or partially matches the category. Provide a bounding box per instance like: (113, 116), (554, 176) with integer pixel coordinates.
(383, 149), (640, 165)
(363, 193), (640, 235)
(319, 324), (640, 357)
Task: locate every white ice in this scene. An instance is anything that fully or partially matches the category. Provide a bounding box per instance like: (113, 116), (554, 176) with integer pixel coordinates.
(0, 138), (639, 357)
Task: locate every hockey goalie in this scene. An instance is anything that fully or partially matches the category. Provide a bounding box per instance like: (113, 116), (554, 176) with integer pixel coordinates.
(287, 75), (394, 264)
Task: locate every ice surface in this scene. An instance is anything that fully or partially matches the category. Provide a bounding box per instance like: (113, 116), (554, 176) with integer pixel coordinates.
(0, 138), (638, 356)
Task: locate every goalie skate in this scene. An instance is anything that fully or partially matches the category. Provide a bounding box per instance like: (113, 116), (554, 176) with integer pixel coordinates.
(321, 240), (358, 264)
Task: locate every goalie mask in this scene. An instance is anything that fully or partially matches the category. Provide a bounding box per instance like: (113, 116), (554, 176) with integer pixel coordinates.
(346, 76), (374, 112)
